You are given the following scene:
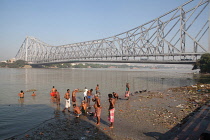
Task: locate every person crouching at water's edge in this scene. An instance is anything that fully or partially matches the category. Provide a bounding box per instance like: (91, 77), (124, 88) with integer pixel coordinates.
(73, 104), (82, 118)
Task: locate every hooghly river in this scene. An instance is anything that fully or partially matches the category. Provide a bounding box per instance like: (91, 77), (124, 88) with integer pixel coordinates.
(0, 67), (207, 139)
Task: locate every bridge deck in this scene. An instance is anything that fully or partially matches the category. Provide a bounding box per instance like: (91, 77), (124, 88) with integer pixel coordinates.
(29, 60), (196, 65)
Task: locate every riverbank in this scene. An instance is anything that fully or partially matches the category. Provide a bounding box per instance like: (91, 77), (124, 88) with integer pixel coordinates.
(9, 84), (210, 140)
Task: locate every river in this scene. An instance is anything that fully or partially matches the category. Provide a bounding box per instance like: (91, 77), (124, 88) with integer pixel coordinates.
(0, 67), (206, 139)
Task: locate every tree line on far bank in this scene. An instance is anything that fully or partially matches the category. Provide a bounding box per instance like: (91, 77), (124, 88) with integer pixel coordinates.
(192, 53), (210, 73)
(0, 60), (129, 69)
(0, 60), (27, 68)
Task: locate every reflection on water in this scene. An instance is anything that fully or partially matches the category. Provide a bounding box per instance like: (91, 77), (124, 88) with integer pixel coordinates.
(0, 68), (206, 139)
(54, 105), (61, 120)
(18, 98), (24, 106)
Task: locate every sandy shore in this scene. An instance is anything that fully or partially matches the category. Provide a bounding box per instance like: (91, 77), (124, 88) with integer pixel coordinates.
(10, 84), (210, 140)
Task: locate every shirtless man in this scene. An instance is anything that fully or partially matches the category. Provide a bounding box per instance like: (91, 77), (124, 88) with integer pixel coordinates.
(108, 94), (115, 128)
(62, 89), (71, 112)
(80, 100), (88, 114)
(95, 84), (100, 95)
(50, 86), (56, 96)
(113, 92), (119, 100)
(18, 90), (24, 98)
(73, 104), (82, 118)
(87, 89), (93, 107)
(54, 90), (60, 105)
(31, 92), (36, 96)
(72, 89), (78, 103)
(92, 95), (102, 125)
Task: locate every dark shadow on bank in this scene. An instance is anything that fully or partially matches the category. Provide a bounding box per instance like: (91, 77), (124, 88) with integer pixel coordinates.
(144, 102), (210, 140)
(5, 103), (112, 140)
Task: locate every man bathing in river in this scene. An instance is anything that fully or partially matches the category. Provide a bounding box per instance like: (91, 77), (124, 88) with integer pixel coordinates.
(87, 89), (93, 107)
(72, 89), (78, 103)
(73, 104), (82, 118)
(108, 93), (115, 128)
(31, 92), (36, 96)
(18, 90), (24, 98)
(92, 95), (102, 125)
(62, 89), (71, 112)
(81, 100), (88, 114)
(95, 84), (100, 95)
(50, 86), (56, 96)
(83, 87), (88, 101)
(54, 90), (60, 105)
(113, 92), (119, 100)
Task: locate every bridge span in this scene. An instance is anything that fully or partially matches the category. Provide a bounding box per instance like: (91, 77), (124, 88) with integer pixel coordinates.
(15, 0), (209, 65)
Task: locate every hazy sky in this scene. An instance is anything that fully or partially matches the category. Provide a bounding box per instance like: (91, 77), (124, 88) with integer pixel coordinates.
(0, 0), (198, 61)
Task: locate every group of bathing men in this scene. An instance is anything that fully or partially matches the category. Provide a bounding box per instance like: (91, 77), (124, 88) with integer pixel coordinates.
(49, 84), (125, 128)
(18, 83), (129, 128)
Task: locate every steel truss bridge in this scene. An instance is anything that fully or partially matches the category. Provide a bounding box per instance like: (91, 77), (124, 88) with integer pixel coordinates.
(15, 0), (210, 65)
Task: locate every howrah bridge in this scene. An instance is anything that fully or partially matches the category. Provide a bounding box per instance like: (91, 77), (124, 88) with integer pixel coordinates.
(15, 0), (210, 65)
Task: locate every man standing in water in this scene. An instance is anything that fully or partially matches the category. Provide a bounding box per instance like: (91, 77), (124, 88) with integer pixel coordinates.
(113, 92), (119, 100)
(125, 83), (130, 100)
(62, 89), (71, 112)
(108, 93), (115, 128)
(83, 87), (88, 101)
(95, 84), (100, 95)
(72, 89), (78, 103)
(92, 95), (101, 125)
(87, 89), (93, 107)
(18, 90), (24, 98)
(80, 100), (88, 114)
(50, 86), (56, 96)
(54, 90), (60, 105)
(31, 92), (36, 96)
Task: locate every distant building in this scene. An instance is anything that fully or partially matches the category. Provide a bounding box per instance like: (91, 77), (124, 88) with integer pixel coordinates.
(71, 63), (77, 66)
(71, 63), (85, 66)
(8, 58), (16, 63)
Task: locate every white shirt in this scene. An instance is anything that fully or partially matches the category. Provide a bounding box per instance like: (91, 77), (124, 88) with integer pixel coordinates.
(84, 88), (88, 97)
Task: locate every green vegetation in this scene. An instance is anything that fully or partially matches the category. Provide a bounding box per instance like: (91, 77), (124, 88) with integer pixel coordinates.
(0, 60), (27, 68)
(193, 53), (210, 73)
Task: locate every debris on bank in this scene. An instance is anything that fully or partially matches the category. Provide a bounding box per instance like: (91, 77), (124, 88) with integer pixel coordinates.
(131, 84), (210, 129)
(160, 84), (210, 128)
